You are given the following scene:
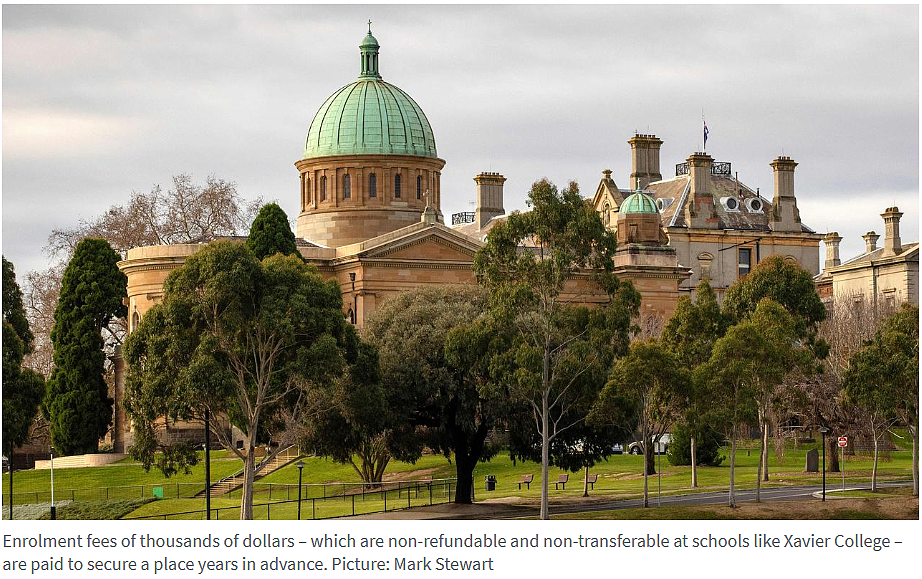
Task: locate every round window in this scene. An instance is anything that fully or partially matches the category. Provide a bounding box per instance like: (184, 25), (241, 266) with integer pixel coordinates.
(723, 197), (739, 210)
(747, 198), (763, 212)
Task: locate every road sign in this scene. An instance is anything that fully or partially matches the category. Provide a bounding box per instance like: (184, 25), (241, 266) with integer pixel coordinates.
(837, 436), (848, 448)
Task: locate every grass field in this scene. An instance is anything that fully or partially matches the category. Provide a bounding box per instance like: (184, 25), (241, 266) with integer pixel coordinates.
(3, 438), (914, 520)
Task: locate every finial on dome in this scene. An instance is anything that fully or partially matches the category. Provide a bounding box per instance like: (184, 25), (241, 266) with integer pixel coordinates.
(368, 19), (372, 34)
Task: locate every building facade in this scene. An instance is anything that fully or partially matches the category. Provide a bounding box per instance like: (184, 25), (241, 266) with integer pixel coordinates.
(815, 207), (919, 310)
(592, 135), (823, 301)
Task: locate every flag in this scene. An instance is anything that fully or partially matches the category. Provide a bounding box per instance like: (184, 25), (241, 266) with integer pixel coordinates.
(703, 118), (709, 150)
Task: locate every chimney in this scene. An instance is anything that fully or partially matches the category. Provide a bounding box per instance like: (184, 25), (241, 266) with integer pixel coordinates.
(473, 172), (506, 230)
(628, 134), (663, 190)
(684, 152), (717, 228)
(881, 206), (903, 257)
(768, 156), (801, 232)
(862, 231), (880, 254)
(823, 232), (842, 270)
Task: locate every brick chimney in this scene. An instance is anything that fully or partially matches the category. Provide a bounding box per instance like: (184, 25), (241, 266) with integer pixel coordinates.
(628, 134), (663, 190)
(823, 232), (842, 270)
(684, 152), (717, 228)
(881, 206), (903, 257)
(474, 172), (506, 230)
(862, 231), (880, 254)
(768, 156), (801, 232)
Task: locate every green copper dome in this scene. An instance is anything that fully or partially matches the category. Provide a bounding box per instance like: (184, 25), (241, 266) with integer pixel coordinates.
(620, 192), (659, 214)
(303, 25), (438, 159)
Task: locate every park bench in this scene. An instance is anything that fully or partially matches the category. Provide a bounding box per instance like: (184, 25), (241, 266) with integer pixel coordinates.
(555, 474), (568, 490)
(517, 474), (534, 490)
(586, 473), (598, 490)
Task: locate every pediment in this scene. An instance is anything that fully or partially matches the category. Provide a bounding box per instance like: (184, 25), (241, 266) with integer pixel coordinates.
(356, 225), (482, 261)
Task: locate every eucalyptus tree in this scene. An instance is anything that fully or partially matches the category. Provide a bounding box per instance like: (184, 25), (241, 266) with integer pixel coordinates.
(701, 299), (803, 505)
(661, 280), (728, 487)
(723, 255), (827, 480)
(844, 304), (919, 493)
(596, 339), (688, 507)
(473, 178), (639, 519)
(123, 241), (355, 519)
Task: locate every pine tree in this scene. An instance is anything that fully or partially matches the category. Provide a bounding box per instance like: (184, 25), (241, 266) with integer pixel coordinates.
(44, 239), (126, 455)
(245, 203), (298, 260)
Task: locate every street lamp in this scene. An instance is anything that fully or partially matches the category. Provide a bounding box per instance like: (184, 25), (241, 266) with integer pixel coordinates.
(49, 448), (56, 520)
(296, 460), (305, 520)
(819, 426), (829, 502)
(204, 408), (211, 520)
(349, 273), (357, 325)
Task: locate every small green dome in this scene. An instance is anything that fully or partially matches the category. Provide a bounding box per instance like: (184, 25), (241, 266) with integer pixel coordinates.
(303, 25), (438, 159)
(620, 192), (659, 214)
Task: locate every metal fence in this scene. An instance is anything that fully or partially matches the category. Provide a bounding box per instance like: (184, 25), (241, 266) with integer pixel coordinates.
(124, 478), (457, 520)
(2, 482), (204, 505)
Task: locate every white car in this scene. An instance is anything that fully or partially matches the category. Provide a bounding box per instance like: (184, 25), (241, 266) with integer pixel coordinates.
(627, 434), (672, 455)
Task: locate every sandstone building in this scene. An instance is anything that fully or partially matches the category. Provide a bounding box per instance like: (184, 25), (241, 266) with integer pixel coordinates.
(815, 207), (919, 309)
(113, 27), (826, 451)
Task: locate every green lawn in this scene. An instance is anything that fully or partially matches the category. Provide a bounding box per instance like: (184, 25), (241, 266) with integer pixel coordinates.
(3, 440), (913, 520)
(2, 450), (243, 503)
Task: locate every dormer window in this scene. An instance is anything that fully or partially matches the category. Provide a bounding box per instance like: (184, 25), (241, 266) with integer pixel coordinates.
(721, 196), (740, 211)
(747, 198), (764, 213)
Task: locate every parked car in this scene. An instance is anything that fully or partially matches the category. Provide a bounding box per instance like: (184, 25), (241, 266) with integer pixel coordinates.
(627, 434), (672, 455)
(1, 455), (8, 473)
(611, 444), (624, 454)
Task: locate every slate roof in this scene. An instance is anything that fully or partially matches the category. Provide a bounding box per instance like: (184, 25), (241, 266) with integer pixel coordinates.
(643, 174), (815, 233)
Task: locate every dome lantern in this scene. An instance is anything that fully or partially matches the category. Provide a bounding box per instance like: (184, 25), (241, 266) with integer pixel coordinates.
(359, 20), (381, 80)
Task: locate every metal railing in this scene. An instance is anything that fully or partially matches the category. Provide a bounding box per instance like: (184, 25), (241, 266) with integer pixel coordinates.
(124, 478), (457, 520)
(2, 482), (204, 505)
(675, 161), (731, 176)
(451, 212), (475, 225)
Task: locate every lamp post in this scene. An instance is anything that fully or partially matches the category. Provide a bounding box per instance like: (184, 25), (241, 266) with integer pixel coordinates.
(204, 408), (211, 520)
(49, 448), (56, 520)
(819, 426), (829, 502)
(349, 273), (357, 325)
(296, 460), (305, 520)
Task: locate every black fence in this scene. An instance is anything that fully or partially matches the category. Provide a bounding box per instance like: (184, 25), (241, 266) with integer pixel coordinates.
(124, 478), (457, 520)
(2, 482), (204, 505)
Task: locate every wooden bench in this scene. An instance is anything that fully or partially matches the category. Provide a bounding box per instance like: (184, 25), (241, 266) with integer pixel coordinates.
(517, 474), (534, 490)
(554, 473), (569, 490)
(586, 473), (598, 490)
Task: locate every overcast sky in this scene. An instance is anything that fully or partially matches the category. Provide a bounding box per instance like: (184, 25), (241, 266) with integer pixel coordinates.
(3, 4), (919, 276)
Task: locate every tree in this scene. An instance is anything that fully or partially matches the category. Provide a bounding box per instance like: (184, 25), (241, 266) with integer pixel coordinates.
(44, 239), (126, 455)
(701, 299), (802, 506)
(47, 174), (262, 258)
(723, 256), (827, 481)
(4, 257), (34, 355)
(661, 280), (728, 487)
(844, 304), (919, 493)
(474, 179), (640, 519)
(299, 340), (392, 485)
(355, 286), (506, 504)
(3, 256), (46, 520)
(246, 203), (299, 260)
(24, 175), (262, 379)
(123, 241), (354, 519)
(596, 339), (688, 507)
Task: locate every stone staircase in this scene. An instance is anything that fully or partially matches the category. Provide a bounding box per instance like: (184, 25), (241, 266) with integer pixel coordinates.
(195, 445), (301, 498)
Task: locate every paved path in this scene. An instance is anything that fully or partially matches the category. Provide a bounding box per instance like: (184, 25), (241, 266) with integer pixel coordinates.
(350, 480), (912, 520)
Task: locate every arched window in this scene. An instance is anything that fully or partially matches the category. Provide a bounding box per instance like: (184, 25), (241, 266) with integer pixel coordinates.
(417, 175), (422, 200)
(305, 177), (311, 207)
(321, 176), (327, 201)
(132, 311), (140, 332)
(343, 174), (351, 199)
(394, 174), (401, 198)
(369, 173), (377, 198)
